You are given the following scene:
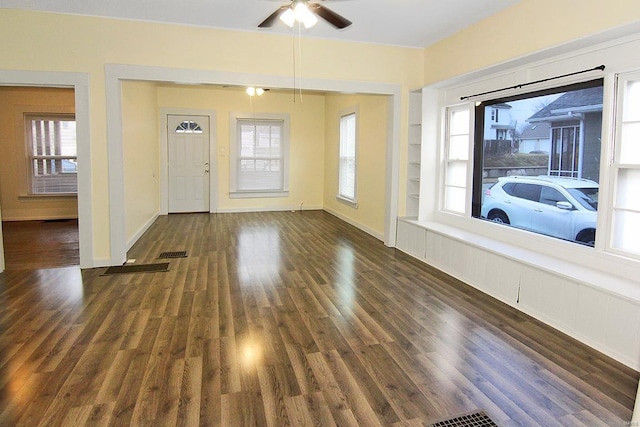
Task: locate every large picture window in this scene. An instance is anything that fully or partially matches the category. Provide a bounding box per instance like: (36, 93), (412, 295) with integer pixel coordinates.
(472, 79), (603, 247)
(25, 114), (77, 195)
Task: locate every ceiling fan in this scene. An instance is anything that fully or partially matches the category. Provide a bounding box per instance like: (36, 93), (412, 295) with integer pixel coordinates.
(258, 0), (352, 30)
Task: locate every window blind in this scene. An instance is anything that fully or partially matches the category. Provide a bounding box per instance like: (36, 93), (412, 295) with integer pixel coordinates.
(339, 113), (357, 200)
(27, 115), (78, 194)
(237, 119), (284, 191)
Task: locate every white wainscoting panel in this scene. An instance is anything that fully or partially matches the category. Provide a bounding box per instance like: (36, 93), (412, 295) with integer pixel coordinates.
(604, 297), (640, 364)
(396, 219), (426, 259)
(396, 217), (640, 370)
(575, 284), (608, 345)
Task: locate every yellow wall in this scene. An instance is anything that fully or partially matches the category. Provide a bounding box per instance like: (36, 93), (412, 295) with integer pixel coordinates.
(0, 9), (422, 262)
(122, 81), (160, 244)
(324, 94), (389, 237)
(0, 87), (78, 221)
(423, 0), (640, 84)
(3, 4), (635, 262)
(157, 85), (326, 211)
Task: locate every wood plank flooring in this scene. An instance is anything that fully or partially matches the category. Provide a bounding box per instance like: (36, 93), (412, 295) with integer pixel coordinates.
(0, 211), (637, 426)
(2, 220), (79, 270)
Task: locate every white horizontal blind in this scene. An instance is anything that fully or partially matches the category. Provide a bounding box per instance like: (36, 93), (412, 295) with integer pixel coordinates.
(27, 115), (77, 194)
(612, 75), (640, 257)
(339, 112), (357, 200)
(443, 105), (470, 214)
(237, 119), (283, 191)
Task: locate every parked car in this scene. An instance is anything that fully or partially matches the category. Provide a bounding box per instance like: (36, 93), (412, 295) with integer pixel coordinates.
(481, 175), (598, 246)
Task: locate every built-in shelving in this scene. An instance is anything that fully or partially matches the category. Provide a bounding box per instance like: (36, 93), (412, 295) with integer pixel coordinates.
(406, 89), (422, 217)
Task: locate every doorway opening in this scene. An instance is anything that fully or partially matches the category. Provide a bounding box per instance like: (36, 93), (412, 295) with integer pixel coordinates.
(0, 86), (80, 270)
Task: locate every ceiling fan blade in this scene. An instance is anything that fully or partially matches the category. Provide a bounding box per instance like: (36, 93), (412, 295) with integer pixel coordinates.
(258, 5), (290, 28)
(308, 3), (352, 29)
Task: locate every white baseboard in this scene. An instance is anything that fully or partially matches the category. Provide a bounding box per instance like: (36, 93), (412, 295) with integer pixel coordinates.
(216, 205), (323, 214)
(323, 207), (384, 241)
(126, 213), (159, 252)
(87, 258), (113, 269)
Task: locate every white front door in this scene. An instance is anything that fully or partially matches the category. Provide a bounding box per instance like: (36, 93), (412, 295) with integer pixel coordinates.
(167, 115), (210, 213)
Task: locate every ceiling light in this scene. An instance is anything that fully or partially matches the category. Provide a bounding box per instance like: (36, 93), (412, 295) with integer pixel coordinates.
(294, 2), (318, 28)
(246, 87), (265, 97)
(279, 1), (317, 29)
(280, 8), (295, 27)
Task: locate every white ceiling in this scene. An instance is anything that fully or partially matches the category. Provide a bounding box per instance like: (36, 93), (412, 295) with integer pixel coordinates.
(1, 0), (520, 48)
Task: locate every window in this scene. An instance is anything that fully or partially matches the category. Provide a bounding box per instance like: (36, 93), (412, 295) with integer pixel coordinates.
(229, 113), (289, 197)
(611, 73), (640, 257)
(443, 105), (471, 214)
(175, 120), (203, 134)
(338, 111), (357, 204)
(25, 114), (77, 195)
(473, 79), (603, 246)
(511, 183), (541, 202)
(540, 187), (567, 206)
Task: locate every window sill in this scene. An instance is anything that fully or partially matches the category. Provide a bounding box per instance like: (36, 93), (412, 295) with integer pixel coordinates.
(19, 193), (78, 199)
(397, 217), (640, 303)
(229, 190), (289, 199)
(336, 195), (358, 209)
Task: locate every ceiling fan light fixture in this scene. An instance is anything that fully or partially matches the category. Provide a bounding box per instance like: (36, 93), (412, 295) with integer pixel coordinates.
(261, 0), (351, 30)
(279, 8), (296, 27)
(279, 1), (318, 29)
(294, 2), (318, 28)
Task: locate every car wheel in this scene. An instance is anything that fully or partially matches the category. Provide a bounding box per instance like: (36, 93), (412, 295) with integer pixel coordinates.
(576, 229), (595, 247)
(488, 210), (510, 224)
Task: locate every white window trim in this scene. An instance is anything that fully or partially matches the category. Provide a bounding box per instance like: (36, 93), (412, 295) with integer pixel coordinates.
(440, 103), (472, 215)
(607, 70), (640, 260)
(337, 106), (359, 207)
(336, 195), (359, 208)
(229, 112), (290, 198)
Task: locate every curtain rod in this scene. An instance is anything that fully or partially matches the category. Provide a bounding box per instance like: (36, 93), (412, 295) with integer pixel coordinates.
(460, 65), (606, 101)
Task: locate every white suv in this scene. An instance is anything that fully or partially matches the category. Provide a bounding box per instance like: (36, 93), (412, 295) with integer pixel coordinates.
(481, 175), (598, 246)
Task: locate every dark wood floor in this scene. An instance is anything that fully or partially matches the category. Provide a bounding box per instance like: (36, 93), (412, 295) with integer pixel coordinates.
(2, 219), (80, 270)
(0, 211), (637, 426)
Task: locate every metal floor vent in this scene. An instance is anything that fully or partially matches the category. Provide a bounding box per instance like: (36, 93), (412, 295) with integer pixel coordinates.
(428, 411), (498, 427)
(158, 250), (188, 259)
(102, 263), (170, 276)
